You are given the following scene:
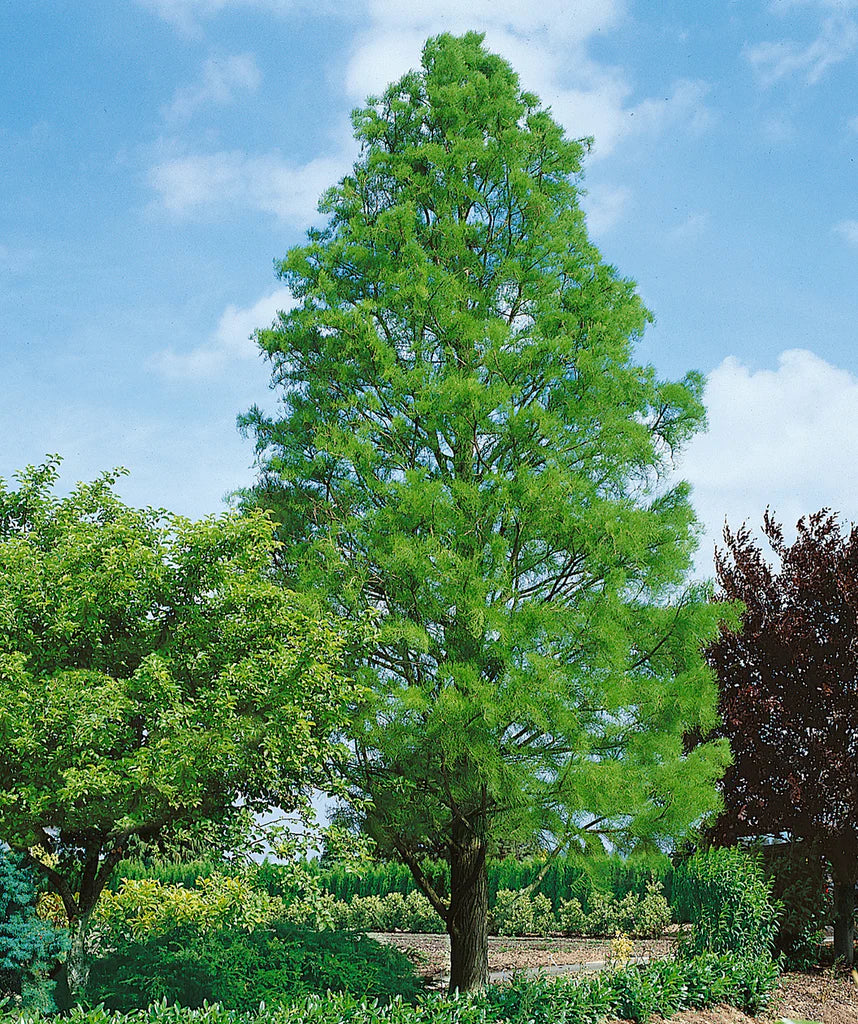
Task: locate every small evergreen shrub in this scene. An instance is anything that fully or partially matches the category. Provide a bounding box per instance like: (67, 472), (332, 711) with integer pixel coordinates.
(555, 879), (670, 938)
(0, 850), (68, 1009)
(491, 891), (554, 937)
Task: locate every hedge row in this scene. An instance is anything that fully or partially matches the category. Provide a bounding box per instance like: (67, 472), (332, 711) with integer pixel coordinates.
(113, 855), (674, 915)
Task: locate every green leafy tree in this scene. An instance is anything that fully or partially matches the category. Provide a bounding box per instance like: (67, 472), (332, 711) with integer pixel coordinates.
(240, 33), (731, 992)
(0, 459), (359, 1004)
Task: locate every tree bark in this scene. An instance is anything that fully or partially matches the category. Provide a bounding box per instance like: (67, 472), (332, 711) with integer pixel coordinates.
(447, 821), (489, 994)
(829, 844), (856, 965)
(54, 916), (90, 1010)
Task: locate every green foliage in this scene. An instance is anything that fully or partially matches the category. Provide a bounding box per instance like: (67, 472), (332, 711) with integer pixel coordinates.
(0, 950), (778, 1023)
(491, 891), (554, 937)
(95, 876), (286, 941)
(107, 862), (228, 893)
(253, 852), (672, 913)
(86, 922), (421, 1012)
(555, 879), (670, 938)
(673, 847), (781, 958)
(0, 457), (359, 957)
(762, 842), (829, 967)
(239, 32), (731, 987)
(319, 891), (445, 934)
(0, 850), (67, 1008)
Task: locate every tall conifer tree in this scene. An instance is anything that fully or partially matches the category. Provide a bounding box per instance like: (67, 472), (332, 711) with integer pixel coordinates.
(241, 33), (730, 991)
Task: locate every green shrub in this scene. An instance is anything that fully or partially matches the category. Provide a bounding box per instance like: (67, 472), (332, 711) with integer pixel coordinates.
(95, 875), (285, 941)
(557, 896), (588, 934)
(491, 890), (554, 937)
(320, 892), (444, 934)
(86, 921), (421, 1011)
(584, 890), (619, 936)
(0, 949), (779, 1024)
(632, 879), (672, 938)
(673, 847), (780, 958)
(109, 860), (228, 891)
(762, 842), (829, 968)
(0, 850), (68, 1009)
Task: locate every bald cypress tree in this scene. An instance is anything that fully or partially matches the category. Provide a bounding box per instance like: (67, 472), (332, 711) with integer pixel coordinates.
(240, 32), (730, 992)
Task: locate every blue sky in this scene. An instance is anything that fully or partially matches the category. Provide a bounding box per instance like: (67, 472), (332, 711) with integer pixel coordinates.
(2, 0), (857, 570)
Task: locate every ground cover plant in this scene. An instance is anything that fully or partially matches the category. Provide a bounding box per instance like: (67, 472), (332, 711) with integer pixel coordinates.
(238, 29), (733, 992)
(0, 950), (780, 1023)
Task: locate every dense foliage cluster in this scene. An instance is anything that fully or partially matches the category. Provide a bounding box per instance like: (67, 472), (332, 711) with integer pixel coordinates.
(87, 923), (421, 1012)
(672, 848), (780, 959)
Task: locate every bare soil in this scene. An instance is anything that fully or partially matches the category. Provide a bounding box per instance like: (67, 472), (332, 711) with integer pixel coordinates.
(373, 931), (676, 985)
(371, 933), (858, 1023)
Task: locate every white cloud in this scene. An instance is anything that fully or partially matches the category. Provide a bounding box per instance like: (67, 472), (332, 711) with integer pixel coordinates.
(834, 219), (858, 245)
(166, 54), (261, 120)
(745, 14), (858, 84)
(345, 15), (711, 161)
(364, 0), (624, 44)
(136, 0), (319, 34)
(147, 2), (712, 225)
(149, 149), (351, 222)
(581, 184), (631, 235)
(152, 287), (294, 379)
(680, 350), (858, 571)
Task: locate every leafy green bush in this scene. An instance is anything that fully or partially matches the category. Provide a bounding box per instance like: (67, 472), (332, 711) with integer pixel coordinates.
(323, 892), (444, 933)
(557, 896), (588, 934)
(762, 842), (829, 967)
(86, 922), (421, 1011)
(491, 891), (554, 937)
(95, 875), (286, 941)
(0, 850), (68, 1009)
(633, 879), (673, 938)
(555, 879), (670, 938)
(673, 847), (780, 958)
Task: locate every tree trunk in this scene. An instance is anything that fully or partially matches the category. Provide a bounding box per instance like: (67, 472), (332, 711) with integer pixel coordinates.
(447, 823), (489, 994)
(830, 844), (856, 965)
(54, 916), (90, 1010)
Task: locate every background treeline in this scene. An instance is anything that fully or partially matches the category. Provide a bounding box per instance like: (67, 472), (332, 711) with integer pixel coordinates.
(111, 853), (676, 915)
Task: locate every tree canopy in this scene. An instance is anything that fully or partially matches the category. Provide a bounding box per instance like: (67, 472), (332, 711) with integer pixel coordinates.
(240, 32), (730, 991)
(0, 459), (359, 998)
(706, 509), (858, 962)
